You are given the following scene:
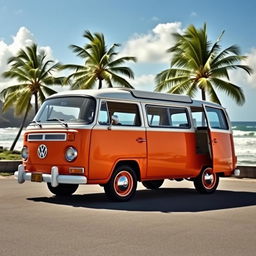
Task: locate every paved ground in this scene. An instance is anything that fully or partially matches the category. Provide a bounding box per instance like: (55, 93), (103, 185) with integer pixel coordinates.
(0, 177), (255, 256)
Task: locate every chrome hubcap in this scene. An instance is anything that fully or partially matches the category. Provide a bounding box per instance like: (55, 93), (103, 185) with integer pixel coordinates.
(203, 169), (216, 189)
(114, 171), (133, 197)
(117, 175), (129, 192)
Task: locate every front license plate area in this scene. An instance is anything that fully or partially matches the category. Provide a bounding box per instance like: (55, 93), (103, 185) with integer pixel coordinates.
(31, 172), (43, 182)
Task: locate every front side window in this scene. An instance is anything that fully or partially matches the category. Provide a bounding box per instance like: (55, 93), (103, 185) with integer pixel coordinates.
(205, 107), (229, 130)
(35, 97), (96, 124)
(98, 101), (141, 126)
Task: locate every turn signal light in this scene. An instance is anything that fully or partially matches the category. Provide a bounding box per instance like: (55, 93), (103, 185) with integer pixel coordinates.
(67, 133), (75, 141)
(69, 167), (84, 174)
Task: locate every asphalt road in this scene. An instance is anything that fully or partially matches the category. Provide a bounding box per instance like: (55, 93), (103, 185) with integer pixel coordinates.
(0, 176), (256, 256)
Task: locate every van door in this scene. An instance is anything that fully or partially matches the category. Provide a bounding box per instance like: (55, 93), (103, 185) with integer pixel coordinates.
(203, 105), (234, 173)
(89, 100), (147, 180)
(145, 105), (194, 178)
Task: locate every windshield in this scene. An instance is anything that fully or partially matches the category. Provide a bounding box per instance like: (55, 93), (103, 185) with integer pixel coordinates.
(34, 96), (96, 124)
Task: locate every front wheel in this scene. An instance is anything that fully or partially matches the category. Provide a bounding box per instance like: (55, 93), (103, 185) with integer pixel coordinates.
(194, 167), (219, 194)
(47, 183), (79, 196)
(104, 165), (137, 202)
(142, 180), (164, 190)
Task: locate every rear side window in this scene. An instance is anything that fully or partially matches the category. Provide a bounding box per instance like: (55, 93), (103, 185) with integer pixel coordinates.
(146, 105), (190, 129)
(205, 107), (229, 130)
(98, 101), (141, 126)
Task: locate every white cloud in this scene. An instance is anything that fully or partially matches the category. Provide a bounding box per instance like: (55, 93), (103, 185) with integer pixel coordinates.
(0, 27), (55, 92)
(131, 74), (155, 91)
(120, 22), (183, 63)
(190, 11), (197, 17)
(242, 48), (256, 87)
(229, 48), (256, 89)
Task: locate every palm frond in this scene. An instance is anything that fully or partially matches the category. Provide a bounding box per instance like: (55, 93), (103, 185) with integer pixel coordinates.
(211, 77), (245, 105)
(108, 66), (135, 79)
(108, 72), (134, 88)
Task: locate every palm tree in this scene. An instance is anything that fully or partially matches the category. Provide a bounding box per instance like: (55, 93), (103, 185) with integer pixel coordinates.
(155, 24), (252, 105)
(0, 43), (64, 150)
(61, 30), (136, 89)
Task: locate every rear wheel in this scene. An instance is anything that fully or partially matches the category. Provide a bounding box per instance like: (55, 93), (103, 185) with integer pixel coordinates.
(47, 183), (79, 196)
(142, 180), (164, 190)
(194, 167), (219, 194)
(104, 165), (137, 202)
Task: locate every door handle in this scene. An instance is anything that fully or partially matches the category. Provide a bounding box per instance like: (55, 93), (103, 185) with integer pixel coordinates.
(136, 137), (147, 143)
(213, 138), (218, 144)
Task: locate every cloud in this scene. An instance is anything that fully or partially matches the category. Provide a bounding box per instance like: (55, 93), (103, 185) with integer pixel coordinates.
(242, 48), (256, 87)
(190, 11), (197, 17)
(119, 22), (183, 63)
(0, 27), (55, 92)
(229, 48), (256, 89)
(131, 74), (155, 91)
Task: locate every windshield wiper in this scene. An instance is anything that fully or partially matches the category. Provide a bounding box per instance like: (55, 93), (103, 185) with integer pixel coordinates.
(47, 118), (68, 128)
(30, 120), (42, 128)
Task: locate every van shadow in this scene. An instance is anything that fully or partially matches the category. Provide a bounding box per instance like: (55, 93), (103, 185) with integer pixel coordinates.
(27, 188), (256, 213)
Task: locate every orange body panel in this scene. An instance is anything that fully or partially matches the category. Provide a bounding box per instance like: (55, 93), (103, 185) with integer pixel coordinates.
(146, 130), (210, 178)
(89, 128), (147, 182)
(210, 131), (235, 173)
(23, 128), (236, 184)
(24, 129), (91, 176)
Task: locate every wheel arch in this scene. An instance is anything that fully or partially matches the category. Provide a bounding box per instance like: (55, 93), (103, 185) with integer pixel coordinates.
(113, 160), (141, 182)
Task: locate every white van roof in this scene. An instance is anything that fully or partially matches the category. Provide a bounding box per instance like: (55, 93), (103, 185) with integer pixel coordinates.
(48, 88), (220, 107)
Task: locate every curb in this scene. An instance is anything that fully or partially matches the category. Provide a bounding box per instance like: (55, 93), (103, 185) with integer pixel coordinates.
(237, 166), (256, 179)
(0, 160), (22, 173)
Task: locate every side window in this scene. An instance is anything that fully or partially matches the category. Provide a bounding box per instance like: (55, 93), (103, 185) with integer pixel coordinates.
(146, 106), (169, 127)
(98, 101), (110, 125)
(146, 105), (190, 129)
(98, 101), (141, 126)
(169, 108), (190, 128)
(206, 107), (229, 130)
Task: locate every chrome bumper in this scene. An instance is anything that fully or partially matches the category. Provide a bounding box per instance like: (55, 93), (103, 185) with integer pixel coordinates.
(14, 164), (87, 187)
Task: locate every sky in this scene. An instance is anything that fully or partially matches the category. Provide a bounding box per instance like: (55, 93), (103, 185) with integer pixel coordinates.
(0, 0), (256, 121)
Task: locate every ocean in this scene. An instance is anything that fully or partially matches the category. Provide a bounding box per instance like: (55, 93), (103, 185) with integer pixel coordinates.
(0, 121), (255, 166)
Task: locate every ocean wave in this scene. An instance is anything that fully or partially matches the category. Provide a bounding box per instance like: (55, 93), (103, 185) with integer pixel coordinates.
(233, 130), (256, 138)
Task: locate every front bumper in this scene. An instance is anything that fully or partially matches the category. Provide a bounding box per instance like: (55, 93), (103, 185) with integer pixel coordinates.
(14, 164), (87, 187)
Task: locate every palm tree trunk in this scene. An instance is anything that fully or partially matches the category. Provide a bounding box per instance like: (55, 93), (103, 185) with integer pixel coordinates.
(98, 79), (102, 89)
(34, 92), (38, 114)
(201, 88), (206, 101)
(9, 103), (30, 151)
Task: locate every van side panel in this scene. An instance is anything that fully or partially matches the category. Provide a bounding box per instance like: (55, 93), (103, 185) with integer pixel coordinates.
(88, 128), (147, 181)
(211, 131), (234, 173)
(146, 130), (210, 178)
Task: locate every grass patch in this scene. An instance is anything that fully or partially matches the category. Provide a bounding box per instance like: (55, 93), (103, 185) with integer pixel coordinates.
(0, 172), (13, 176)
(0, 149), (21, 160)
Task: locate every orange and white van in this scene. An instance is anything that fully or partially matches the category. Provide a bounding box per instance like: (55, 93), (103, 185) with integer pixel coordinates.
(15, 88), (240, 201)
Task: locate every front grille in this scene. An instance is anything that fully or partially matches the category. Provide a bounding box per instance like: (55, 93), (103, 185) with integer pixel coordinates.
(28, 133), (66, 141)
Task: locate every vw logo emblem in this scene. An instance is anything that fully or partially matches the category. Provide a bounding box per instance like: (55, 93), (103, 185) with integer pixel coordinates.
(37, 144), (48, 159)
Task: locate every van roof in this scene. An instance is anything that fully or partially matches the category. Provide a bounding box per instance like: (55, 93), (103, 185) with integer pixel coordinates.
(48, 88), (221, 107)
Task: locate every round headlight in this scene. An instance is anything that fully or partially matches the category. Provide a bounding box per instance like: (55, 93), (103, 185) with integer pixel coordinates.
(21, 146), (29, 160)
(65, 147), (78, 162)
